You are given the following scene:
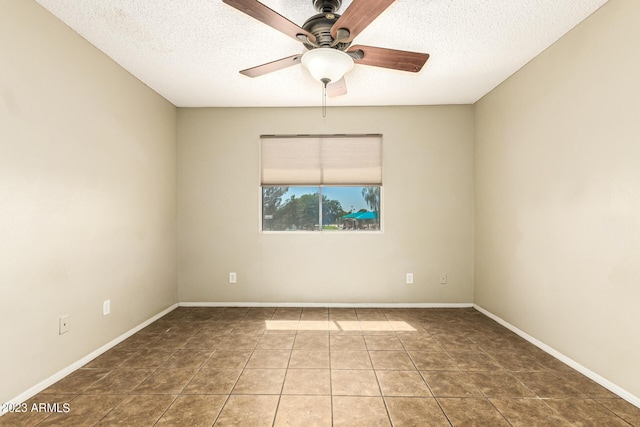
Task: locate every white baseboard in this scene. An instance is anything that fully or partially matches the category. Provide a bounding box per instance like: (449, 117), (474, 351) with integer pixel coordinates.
(473, 304), (640, 408)
(2, 303), (179, 414)
(179, 301), (474, 308)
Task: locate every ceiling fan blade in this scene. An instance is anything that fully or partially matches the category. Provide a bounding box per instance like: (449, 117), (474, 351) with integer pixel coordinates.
(349, 45), (429, 72)
(223, 0), (315, 43)
(330, 0), (395, 43)
(327, 77), (347, 98)
(240, 54), (302, 78)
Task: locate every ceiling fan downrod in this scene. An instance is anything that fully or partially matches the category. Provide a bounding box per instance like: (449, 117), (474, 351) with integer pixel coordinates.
(312, 0), (341, 14)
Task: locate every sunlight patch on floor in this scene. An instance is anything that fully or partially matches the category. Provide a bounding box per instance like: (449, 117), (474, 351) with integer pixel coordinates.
(264, 320), (416, 332)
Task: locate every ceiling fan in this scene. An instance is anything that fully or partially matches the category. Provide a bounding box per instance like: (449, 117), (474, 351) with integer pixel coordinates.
(222, 0), (430, 98)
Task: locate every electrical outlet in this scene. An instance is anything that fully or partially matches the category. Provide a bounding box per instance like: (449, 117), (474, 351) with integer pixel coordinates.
(59, 315), (69, 335)
(229, 272), (237, 284)
(406, 273), (414, 284)
(103, 300), (111, 316)
(439, 274), (448, 284)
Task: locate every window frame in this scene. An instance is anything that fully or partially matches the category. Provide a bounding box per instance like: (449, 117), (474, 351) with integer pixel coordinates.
(259, 134), (383, 234)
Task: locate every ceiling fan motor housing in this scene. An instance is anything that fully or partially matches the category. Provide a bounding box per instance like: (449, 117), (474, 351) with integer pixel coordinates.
(302, 12), (350, 51)
(303, 0), (351, 50)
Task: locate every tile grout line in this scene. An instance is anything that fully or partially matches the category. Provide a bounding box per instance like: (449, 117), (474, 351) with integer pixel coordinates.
(270, 308), (296, 427)
(327, 314), (335, 427)
(402, 324), (454, 427)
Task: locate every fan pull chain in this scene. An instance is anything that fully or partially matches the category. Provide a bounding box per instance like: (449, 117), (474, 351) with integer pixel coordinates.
(321, 78), (330, 117)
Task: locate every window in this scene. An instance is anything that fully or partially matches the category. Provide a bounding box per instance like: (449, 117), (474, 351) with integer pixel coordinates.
(261, 135), (382, 232)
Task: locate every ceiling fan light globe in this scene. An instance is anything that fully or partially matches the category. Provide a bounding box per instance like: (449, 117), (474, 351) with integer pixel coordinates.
(301, 48), (354, 84)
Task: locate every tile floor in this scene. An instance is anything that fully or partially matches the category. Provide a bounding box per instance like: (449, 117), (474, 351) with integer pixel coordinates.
(2, 307), (639, 426)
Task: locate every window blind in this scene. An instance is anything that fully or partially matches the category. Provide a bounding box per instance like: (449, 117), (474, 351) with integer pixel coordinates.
(261, 135), (382, 185)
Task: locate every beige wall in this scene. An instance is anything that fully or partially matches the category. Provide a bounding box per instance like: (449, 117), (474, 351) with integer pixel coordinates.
(0, 1), (178, 402)
(475, 0), (640, 399)
(178, 106), (475, 304)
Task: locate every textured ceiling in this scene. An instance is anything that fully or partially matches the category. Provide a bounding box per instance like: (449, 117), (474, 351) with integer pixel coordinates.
(35, 0), (609, 108)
